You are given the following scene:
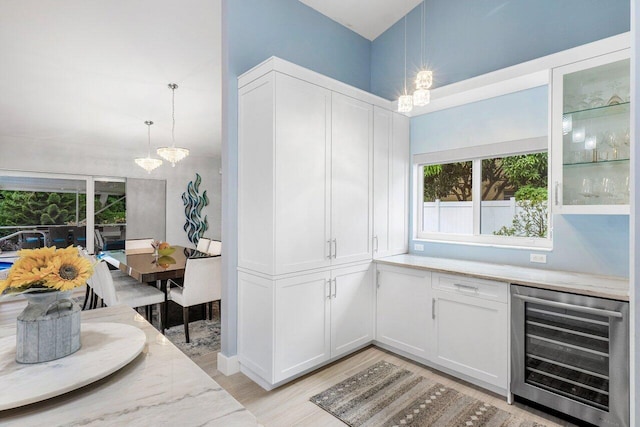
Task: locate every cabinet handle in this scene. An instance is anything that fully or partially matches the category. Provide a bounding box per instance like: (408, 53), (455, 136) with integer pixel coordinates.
(332, 239), (337, 259)
(332, 278), (337, 298)
(554, 181), (559, 206)
(454, 283), (479, 294)
(373, 235), (378, 253)
(327, 240), (332, 259)
(376, 270), (381, 288)
(326, 279), (331, 299)
(432, 298), (436, 319)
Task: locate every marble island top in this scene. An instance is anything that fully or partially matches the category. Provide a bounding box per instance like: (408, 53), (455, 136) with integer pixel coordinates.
(0, 305), (258, 427)
(376, 254), (629, 301)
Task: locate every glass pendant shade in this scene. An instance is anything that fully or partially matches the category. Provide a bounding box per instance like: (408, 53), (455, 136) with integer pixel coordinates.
(135, 157), (163, 173)
(398, 94), (413, 113)
(157, 83), (189, 167)
(415, 70), (433, 90)
(156, 146), (189, 167)
(413, 88), (431, 107)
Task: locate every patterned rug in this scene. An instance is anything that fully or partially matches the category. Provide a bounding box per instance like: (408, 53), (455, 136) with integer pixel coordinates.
(163, 319), (221, 358)
(310, 361), (546, 427)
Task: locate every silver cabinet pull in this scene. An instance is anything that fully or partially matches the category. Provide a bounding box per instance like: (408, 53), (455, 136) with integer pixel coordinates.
(326, 279), (331, 299)
(454, 283), (479, 293)
(327, 240), (332, 259)
(376, 270), (381, 288)
(332, 239), (337, 259)
(432, 298), (436, 319)
(373, 235), (378, 253)
(554, 181), (559, 206)
(332, 278), (337, 298)
(513, 294), (623, 318)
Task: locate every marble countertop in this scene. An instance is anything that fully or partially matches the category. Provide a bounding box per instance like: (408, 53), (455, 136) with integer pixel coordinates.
(0, 305), (258, 426)
(375, 254), (629, 301)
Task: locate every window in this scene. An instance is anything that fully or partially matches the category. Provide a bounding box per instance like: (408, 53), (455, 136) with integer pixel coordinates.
(415, 137), (551, 248)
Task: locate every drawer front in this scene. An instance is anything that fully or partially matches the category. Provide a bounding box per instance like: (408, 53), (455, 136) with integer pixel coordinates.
(433, 273), (508, 303)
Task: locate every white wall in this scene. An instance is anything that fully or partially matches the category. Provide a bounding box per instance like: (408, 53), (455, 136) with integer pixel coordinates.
(0, 136), (221, 248)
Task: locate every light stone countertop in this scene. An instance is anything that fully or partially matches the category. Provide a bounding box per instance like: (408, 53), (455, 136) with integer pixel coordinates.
(0, 305), (259, 427)
(375, 254), (629, 301)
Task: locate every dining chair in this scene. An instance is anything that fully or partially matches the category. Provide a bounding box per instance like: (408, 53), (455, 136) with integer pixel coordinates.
(49, 227), (71, 248)
(92, 261), (166, 329)
(196, 237), (211, 253)
(167, 257), (221, 343)
(72, 226), (86, 247)
(207, 240), (222, 256)
(125, 238), (155, 254)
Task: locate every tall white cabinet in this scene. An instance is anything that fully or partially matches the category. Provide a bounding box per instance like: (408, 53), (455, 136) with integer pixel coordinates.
(237, 57), (409, 389)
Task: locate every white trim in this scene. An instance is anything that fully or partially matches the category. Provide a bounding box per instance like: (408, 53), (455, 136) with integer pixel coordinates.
(409, 32), (630, 116)
(217, 352), (240, 376)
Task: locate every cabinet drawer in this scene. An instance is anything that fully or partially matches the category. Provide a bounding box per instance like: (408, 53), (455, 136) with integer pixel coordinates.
(433, 273), (508, 303)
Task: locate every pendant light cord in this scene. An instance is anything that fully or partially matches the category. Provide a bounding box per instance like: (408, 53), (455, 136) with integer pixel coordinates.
(403, 16), (407, 95)
(145, 120), (153, 157)
(169, 83), (178, 148)
(421, 0), (425, 68)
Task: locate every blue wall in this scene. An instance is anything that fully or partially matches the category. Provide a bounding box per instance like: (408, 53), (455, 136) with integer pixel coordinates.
(371, 0), (630, 100)
(221, 0), (371, 357)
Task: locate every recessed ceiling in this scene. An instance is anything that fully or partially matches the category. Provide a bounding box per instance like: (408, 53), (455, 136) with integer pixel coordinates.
(299, 0), (423, 41)
(0, 0), (221, 159)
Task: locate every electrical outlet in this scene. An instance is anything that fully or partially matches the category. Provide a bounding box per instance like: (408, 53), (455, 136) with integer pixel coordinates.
(530, 253), (547, 264)
(414, 243), (425, 251)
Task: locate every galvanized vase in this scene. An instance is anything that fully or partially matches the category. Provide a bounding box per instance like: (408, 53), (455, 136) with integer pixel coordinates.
(16, 290), (81, 363)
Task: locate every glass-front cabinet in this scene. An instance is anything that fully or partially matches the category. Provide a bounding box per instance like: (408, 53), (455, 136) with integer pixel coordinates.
(552, 49), (630, 214)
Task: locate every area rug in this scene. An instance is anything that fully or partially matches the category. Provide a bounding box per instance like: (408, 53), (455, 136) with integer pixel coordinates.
(163, 319), (221, 358)
(310, 361), (546, 427)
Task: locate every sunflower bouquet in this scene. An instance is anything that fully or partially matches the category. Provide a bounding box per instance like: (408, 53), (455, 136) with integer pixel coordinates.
(0, 246), (94, 295)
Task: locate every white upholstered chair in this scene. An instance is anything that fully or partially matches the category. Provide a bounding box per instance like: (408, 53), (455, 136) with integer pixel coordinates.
(125, 238), (155, 254)
(196, 237), (211, 253)
(167, 256), (221, 343)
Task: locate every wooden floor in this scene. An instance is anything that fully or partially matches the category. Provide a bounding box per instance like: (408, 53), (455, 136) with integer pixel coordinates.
(0, 297), (576, 427)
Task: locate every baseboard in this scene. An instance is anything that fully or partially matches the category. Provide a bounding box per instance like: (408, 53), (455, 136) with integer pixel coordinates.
(217, 352), (240, 376)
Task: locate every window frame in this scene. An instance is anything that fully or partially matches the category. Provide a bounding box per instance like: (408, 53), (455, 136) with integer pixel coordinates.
(413, 137), (552, 250)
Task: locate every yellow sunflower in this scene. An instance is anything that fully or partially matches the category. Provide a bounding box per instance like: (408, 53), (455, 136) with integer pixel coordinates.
(44, 249), (94, 291)
(1, 254), (57, 289)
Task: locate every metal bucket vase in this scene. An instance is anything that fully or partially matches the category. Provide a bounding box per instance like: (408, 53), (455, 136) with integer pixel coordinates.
(16, 290), (81, 363)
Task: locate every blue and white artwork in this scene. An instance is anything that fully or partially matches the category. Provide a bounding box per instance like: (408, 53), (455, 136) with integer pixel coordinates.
(182, 173), (209, 245)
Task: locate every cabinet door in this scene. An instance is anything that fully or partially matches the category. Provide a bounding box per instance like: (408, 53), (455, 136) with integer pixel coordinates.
(432, 289), (508, 389)
(331, 92), (373, 265)
(330, 263), (374, 358)
(274, 271), (330, 383)
(389, 113), (410, 254)
(373, 107), (391, 258)
(376, 265), (431, 360)
(551, 49), (630, 215)
(274, 73), (332, 274)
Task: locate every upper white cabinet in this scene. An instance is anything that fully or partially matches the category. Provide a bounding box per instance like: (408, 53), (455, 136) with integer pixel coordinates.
(551, 49), (630, 214)
(373, 107), (410, 258)
(238, 70), (374, 276)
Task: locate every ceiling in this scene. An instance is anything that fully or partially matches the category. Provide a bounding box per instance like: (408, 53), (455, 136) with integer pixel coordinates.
(299, 0), (423, 41)
(0, 1), (418, 164)
(0, 0), (221, 159)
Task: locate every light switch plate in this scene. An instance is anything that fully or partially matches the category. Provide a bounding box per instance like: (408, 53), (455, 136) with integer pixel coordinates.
(530, 253), (547, 263)
(414, 243), (424, 251)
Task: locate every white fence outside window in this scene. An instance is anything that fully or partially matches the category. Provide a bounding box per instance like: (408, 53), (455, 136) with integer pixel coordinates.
(422, 198), (518, 235)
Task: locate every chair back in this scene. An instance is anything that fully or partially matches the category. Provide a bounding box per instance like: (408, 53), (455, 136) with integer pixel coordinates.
(181, 257), (222, 306)
(125, 238), (154, 254)
(72, 226), (87, 247)
(207, 240), (222, 256)
(49, 227), (71, 248)
(196, 237), (211, 253)
(94, 229), (105, 251)
(92, 261), (118, 306)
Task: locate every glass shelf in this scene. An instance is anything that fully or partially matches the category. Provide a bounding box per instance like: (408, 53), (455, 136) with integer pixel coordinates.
(563, 157), (630, 167)
(564, 102), (629, 121)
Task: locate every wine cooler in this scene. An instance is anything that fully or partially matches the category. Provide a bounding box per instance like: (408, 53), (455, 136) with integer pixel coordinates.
(511, 285), (629, 427)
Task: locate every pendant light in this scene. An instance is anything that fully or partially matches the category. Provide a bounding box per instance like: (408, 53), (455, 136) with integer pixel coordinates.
(413, 0), (432, 107)
(397, 16), (413, 113)
(135, 121), (163, 173)
(157, 83), (189, 167)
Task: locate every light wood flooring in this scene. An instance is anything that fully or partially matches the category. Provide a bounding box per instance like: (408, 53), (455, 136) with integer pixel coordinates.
(0, 297), (577, 427)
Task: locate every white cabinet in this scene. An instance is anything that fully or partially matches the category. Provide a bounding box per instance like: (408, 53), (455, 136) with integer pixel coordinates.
(238, 72), (372, 276)
(431, 273), (509, 390)
(375, 264), (431, 360)
(551, 49), (630, 215)
(238, 264), (374, 387)
(373, 108), (410, 258)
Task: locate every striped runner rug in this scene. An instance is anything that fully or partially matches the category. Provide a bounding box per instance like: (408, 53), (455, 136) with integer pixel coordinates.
(310, 361), (546, 427)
